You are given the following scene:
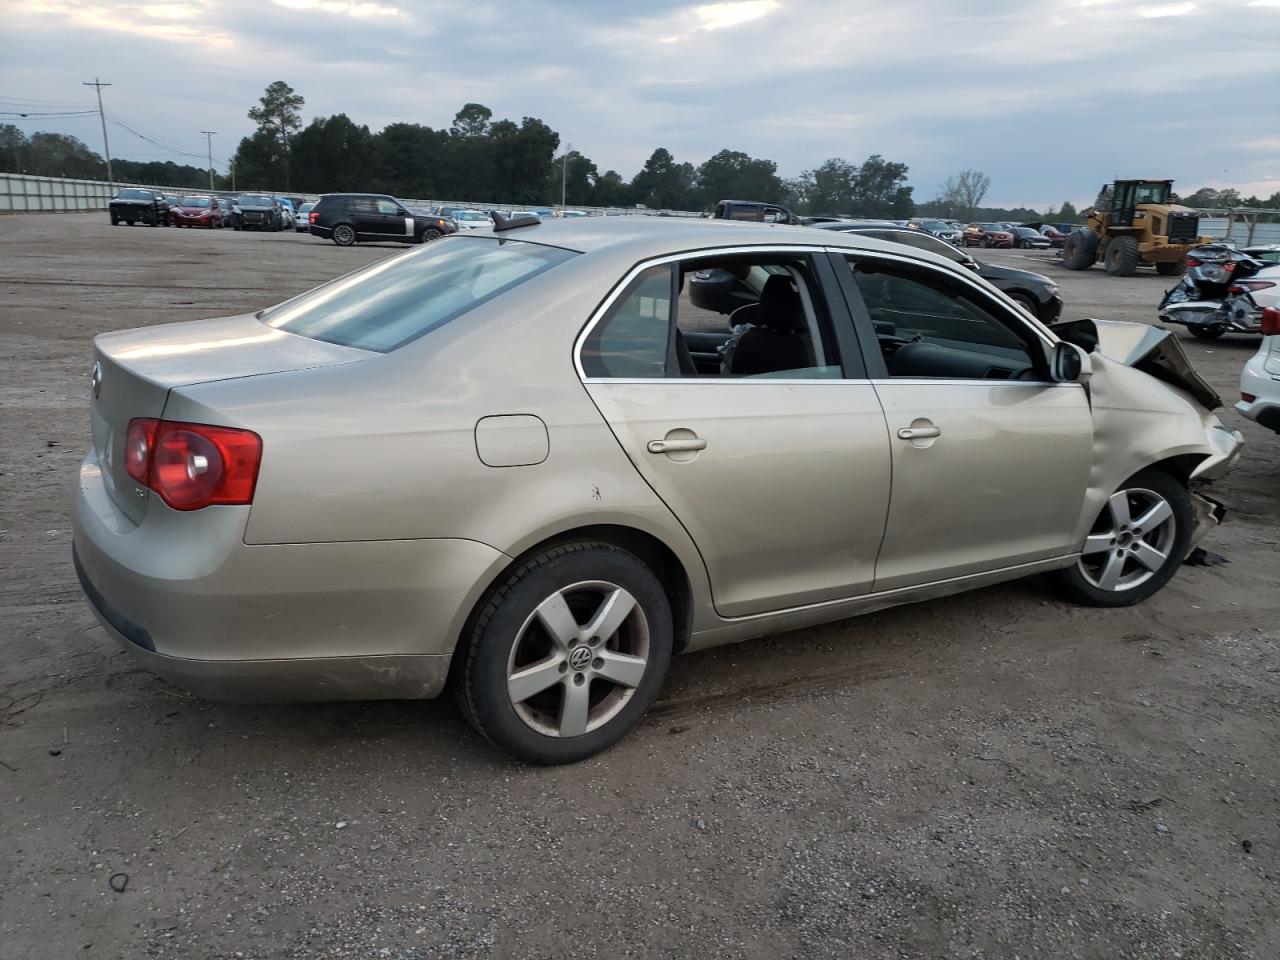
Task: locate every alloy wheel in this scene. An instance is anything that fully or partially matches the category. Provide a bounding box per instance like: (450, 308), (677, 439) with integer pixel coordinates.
(333, 224), (355, 245)
(506, 580), (650, 738)
(1077, 487), (1177, 592)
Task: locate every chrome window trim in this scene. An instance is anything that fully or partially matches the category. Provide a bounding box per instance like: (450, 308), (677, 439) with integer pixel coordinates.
(582, 377), (1084, 389)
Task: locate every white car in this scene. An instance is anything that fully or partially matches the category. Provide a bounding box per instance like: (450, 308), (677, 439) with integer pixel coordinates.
(294, 201), (314, 233)
(452, 209), (493, 230)
(1237, 282), (1280, 433)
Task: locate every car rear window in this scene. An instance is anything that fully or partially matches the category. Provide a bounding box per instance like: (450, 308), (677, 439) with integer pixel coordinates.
(262, 236), (577, 352)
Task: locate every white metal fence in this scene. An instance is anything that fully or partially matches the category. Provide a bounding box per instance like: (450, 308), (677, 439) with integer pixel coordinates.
(1196, 217), (1280, 246)
(0, 172), (700, 218)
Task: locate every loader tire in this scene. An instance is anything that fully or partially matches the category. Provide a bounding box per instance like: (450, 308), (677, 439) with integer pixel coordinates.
(1104, 235), (1140, 276)
(1062, 230), (1098, 270)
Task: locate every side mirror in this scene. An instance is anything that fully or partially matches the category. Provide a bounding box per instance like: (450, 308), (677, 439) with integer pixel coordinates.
(1051, 340), (1091, 383)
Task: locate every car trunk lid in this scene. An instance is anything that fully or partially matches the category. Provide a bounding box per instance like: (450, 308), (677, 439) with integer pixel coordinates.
(91, 313), (369, 523)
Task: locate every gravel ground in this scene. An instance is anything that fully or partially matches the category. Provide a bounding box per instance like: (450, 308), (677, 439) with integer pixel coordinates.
(1, 213), (1277, 959)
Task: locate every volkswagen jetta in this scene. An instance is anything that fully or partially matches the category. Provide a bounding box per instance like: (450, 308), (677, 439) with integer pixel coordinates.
(72, 217), (1242, 763)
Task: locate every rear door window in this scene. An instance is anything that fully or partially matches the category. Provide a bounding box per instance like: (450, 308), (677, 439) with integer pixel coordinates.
(263, 237), (577, 352)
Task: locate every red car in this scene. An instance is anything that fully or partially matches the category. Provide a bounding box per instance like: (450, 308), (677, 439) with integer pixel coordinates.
(171, 196), (224, 229)
(962, 223), (1014, 248)
(1040, 225), (1069, 248)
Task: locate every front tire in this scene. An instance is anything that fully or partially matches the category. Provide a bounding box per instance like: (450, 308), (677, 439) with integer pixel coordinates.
(455, 541), (674, 764)
(1051, 469), (1192, 607)
(1009, 292), (1039, 318)
(1062, 230), (1099, 270)
(1104, 235), (1140, 276)
(331, 223), (356, 246)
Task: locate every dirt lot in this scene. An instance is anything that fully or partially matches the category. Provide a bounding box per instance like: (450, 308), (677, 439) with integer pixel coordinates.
(1, 213), (1277, 959)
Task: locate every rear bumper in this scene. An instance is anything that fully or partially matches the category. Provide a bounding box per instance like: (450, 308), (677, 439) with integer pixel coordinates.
(71, 451), (509, 702)
(1236, 397), (1280, 433)
(75, 546), (452, 701)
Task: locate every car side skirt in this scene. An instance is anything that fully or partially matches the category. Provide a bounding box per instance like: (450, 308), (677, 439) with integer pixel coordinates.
(685, 554), (1076, 652)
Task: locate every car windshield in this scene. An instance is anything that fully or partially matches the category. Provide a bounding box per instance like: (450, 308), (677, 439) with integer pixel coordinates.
(456, 211), (490, 222)
(980, 224), (1003, 231)
(180, 197), (211, 208)
(299, 203), (314, 214)
(919, 221), (949, 230)
(238, 196), (272, 208)
(116, 189), (153, 200)
(263, 237), (578, 352)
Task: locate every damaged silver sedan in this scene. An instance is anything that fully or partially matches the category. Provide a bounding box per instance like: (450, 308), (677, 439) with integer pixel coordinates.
(72, 217), (1242, 764)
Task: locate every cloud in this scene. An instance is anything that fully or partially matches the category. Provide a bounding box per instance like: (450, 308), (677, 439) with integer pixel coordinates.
(1, 0), (1276, 206)
(271, 0), (400, 17)
(693, 0), (778, 30)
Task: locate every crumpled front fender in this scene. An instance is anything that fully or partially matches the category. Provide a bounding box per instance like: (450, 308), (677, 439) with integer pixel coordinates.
(1055, 320), (1243, 544)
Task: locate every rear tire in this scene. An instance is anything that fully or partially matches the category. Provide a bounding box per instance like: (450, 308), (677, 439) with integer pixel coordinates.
(418, 227), (442, 244)
(1104, 235), (1140, 276)
(1050, 469), (1192, 607)
(331, 223), (356, 246)
(1156, 261), (1184, 277)
(1062, 230), (1099, 270)
(1188, 326), (1224, 340)
(454, 541), (674, 764)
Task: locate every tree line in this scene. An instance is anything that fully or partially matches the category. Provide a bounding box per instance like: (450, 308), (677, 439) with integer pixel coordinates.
(6, 81), (1278, 219)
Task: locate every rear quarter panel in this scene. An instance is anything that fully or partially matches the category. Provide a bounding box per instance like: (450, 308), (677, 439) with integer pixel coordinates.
(163, 251), (716, 632)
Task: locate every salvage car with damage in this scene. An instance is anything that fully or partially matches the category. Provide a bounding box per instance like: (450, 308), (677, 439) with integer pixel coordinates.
(71, 216), (1241, 764)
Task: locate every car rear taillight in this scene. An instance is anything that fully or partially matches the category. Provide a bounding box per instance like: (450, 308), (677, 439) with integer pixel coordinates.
(1262, 308), (1280, 336)
(309, 211), (319, 224)
(1184, 256), (1202, 267)
(124, 418), (262, 510)
(1230, 281), (1276, 293)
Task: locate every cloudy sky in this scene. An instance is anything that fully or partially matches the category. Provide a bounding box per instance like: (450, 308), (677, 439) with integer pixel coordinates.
(2, 0), (1277, 207)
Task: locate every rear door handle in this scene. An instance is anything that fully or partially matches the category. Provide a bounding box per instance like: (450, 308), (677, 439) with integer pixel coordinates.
(647, 438), (707, 454)
(897, 425), (941, 440)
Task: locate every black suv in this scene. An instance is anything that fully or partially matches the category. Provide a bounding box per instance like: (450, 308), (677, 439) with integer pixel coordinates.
(309, 193), (457, 246)
(109, 188), (169, 227)
(712, 199), (800, 225)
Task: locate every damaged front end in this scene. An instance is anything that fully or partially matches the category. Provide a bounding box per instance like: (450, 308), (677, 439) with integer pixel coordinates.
(1051, 317), (1243, 548)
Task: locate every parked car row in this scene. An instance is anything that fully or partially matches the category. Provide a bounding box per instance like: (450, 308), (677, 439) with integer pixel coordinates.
(108, 189), (305, 233)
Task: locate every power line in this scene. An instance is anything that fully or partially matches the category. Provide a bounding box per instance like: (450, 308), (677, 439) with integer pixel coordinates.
(107, 114), (206, 160)
(0, 110), (98, 118)
(0, 95), (96, 107)
(82, 78), (113, 188)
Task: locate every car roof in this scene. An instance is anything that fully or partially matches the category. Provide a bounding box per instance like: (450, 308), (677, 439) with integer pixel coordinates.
(455, 215), (960, 270)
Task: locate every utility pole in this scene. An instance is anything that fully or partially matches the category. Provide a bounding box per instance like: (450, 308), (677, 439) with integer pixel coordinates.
(561, 142), (572, 212)
(229, 160), (235, 191)
(200, 130), (216, 191)
(82, 78), (113, 188)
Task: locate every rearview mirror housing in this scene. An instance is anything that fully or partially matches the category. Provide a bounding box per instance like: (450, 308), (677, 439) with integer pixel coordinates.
(1051, 340), (1091, 383)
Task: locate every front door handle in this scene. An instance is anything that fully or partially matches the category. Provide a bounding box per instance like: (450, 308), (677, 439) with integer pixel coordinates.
(647, 437), (707, 454)
(897, 424), (941, 440)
